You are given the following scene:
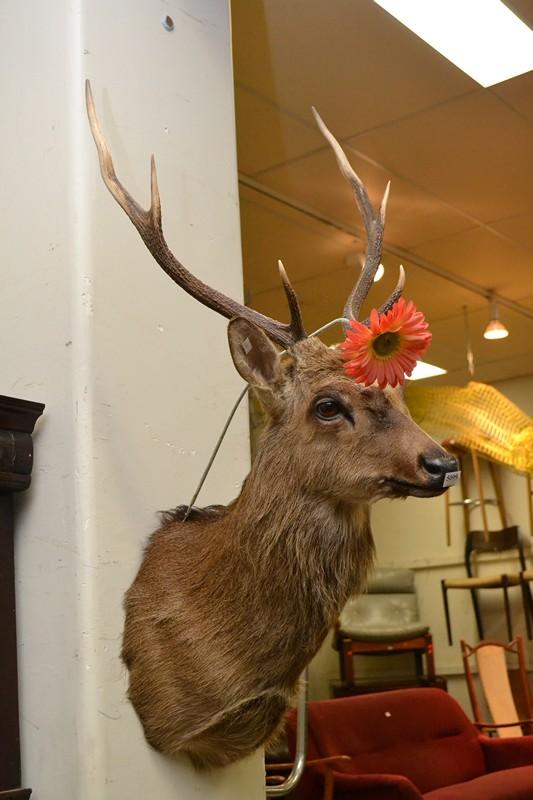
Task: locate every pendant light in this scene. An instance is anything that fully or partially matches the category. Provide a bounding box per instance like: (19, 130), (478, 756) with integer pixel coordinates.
(483, 293), (509, 340)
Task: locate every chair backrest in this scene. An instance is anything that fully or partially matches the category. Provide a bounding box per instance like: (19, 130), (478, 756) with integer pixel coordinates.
(461, 636), (533, 738)
(465, 525), (527, 575)
(339, 568), (420, 631)
(286, 688), (486, 795)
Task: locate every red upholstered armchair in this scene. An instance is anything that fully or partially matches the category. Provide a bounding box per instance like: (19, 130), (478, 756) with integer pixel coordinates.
(285, 688), (533, 799)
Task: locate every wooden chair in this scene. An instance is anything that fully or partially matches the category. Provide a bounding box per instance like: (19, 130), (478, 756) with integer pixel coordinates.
(521, 570), (533, 639)
(334, 569), (436, 690)
(461, 636), (533, 737)
(441, 447), (527, 644)
(442, 526), (525, 645)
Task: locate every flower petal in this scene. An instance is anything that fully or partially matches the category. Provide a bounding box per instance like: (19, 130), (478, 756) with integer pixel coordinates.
(341, 297), (431, 388)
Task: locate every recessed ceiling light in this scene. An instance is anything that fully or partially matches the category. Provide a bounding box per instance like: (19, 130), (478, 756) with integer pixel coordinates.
(374, 0), (533, 87)
(408, 360), (447, 381)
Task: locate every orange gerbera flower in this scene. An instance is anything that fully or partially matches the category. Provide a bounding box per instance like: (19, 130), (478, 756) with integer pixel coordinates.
(341, 298), (432, 389)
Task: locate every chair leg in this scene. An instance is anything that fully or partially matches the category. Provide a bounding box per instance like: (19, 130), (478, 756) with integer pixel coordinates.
(520, 575), (533, 641)
(414, 650), (423, 678)
(338, 639), (347, 682)
(470, 588), (484, 640)
(442, 580), (453, 646)
(502, 575), (513, 641)
(343, 641), (354, 686)
(323, 767), (335, 800)
(425, 633), (436, 679)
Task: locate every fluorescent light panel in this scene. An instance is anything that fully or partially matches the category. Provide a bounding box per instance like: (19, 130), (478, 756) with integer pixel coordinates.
(374, 0), (533, 87)
(408, 360), (447, 381)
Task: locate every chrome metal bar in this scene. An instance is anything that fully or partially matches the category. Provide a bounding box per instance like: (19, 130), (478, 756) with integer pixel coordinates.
(265, 669), (309, 797)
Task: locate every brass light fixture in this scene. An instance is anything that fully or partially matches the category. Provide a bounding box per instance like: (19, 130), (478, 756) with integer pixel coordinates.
(483, 293), (509, 341)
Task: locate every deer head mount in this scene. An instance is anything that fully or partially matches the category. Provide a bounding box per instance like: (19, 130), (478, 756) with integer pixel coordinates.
(86, 82), (458, 770)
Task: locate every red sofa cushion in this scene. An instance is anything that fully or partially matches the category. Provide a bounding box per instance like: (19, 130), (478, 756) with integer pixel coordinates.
(291, 689), (486, 794)
(423, 766), (533, 799)
(481, 734), (533, 771)
(332, 771), (423, 799)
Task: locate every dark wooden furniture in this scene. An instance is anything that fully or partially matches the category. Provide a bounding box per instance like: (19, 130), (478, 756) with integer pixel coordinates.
(331, 674), (447, 698)
(0, 395), (44, 800)
(332, 625), (447, 698)
(338, 630), (436, 687)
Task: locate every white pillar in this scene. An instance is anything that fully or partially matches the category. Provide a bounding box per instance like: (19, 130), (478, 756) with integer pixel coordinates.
(1, 0), (264, 796)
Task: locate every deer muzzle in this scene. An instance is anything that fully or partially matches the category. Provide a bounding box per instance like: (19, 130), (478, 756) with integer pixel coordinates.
(384, 452), (460, 498)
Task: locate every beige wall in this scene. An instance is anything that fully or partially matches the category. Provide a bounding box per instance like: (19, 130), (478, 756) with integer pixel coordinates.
(309, 373), (533, 712)
(2, 1), (264, 797)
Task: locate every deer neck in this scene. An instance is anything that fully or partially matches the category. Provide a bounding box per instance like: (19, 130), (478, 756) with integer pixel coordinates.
(229, 439), (375, 618)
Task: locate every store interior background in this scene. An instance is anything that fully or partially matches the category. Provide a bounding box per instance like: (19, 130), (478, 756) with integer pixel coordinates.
(4, 2), (533, 798)
(231, 0), (533, 710)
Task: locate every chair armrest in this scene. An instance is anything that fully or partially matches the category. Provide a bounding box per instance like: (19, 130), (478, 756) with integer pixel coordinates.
(480, 734), (533, 771)
(331, 771), (423, 799)
(265, 754), (350, 771)
(474, 720), (533, 732)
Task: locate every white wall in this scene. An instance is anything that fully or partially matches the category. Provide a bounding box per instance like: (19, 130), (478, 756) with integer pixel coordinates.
(309, 374), (533, 710)
(1, 1), (264, 797)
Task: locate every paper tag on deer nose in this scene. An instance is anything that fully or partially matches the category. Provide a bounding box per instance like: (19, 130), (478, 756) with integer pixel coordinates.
(443, 471), (461, 488)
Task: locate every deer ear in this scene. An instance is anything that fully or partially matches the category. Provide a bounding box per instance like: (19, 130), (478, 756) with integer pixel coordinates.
(227, 318), (280, 388)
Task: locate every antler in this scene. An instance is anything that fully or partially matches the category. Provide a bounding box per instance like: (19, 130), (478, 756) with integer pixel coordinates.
(312, 107), (403, 324)
(85, 81), (306, 348)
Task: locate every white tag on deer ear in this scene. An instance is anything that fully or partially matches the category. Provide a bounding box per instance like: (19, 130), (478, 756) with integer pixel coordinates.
(443, 471), (461, 488)
(242, 337), (253, 355)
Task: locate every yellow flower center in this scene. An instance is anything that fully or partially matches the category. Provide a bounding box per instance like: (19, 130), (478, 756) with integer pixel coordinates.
(371, 331), (401, 360)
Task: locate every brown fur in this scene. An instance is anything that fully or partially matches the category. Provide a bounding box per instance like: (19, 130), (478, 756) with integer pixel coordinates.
(122, 332), (453, 769)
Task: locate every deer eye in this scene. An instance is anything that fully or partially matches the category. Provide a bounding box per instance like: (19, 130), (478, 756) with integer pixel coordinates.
(315, 398), (343, 421)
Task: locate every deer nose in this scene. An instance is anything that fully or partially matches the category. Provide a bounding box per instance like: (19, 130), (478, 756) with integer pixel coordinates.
(421, 453), (459, 483)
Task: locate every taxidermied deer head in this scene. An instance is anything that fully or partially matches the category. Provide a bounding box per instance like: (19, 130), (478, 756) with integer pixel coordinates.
(86, 82), (458, 770)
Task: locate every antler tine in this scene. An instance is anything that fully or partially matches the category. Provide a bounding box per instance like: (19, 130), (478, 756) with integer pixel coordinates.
(361, 265), (405, 325)
(311, 107), (374, 238)
(313, 107), (395, 323)
(343, 179), (389, 322)
(85, 80), (306, 349)
(86, 79), (160, 230)
(277, 260), (306, 342)
(380, 263), (405, 314)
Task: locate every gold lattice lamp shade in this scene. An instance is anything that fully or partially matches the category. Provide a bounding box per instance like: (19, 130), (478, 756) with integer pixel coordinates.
(405, 381), (533, 474)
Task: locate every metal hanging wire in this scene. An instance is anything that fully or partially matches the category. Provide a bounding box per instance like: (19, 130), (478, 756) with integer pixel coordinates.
(184, 318), (349, 518)
(463, 305), (475, 378)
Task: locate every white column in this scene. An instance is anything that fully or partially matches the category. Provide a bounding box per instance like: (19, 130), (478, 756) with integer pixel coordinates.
(1, 0), (264, 797)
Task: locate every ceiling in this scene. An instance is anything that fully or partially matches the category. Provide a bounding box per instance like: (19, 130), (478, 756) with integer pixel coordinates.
(231, 0), (533, 386)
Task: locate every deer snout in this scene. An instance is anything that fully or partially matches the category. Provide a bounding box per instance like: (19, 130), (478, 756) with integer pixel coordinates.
(420, 453), (459, 485)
